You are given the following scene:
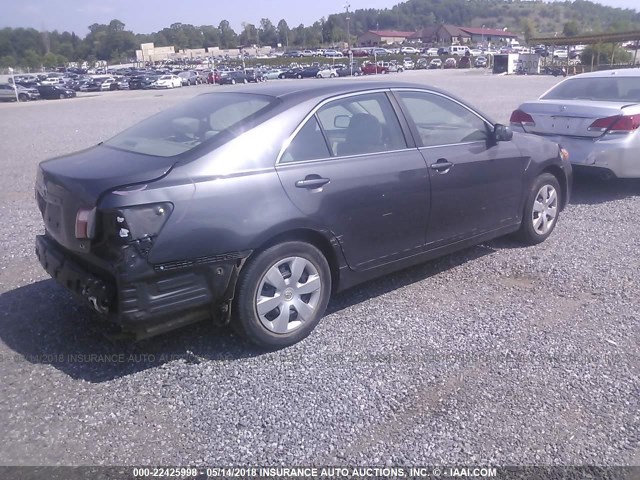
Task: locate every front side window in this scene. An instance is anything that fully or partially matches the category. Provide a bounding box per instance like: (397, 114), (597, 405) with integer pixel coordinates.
(103, 93), (277, 157)
(280, 116), (330, 163)
(316, 92), (407, 157)
(396, 91), (489, 147)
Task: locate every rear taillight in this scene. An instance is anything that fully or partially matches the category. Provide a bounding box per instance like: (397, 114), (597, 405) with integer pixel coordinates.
(588, 114), (640, 133)
(75, 207), (96, 239)
(510, 109), (535, 126)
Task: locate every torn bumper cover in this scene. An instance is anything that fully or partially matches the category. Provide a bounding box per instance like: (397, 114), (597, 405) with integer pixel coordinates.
(35, 234), (250, 336)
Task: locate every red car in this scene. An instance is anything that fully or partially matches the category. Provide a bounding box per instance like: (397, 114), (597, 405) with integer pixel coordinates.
(361, 62), (388, 75)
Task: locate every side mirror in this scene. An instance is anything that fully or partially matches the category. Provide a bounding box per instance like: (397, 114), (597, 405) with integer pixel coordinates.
(494, 124), (513, 142)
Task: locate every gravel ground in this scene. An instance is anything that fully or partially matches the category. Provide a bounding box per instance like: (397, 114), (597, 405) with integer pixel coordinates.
(0, 70), (638, 467)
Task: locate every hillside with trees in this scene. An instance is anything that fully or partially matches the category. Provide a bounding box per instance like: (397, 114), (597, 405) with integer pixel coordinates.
(1, 0), (639, 68)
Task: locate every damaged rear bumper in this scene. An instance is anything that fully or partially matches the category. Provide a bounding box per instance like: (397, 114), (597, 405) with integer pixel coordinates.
(35, 234), (250, 337)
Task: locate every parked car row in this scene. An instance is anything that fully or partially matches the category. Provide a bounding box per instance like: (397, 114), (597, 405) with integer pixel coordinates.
(0, 82), (76, 101)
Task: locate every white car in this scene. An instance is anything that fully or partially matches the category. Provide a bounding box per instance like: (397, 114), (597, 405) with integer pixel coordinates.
(403, 57), (415, 69)
(324, 49), (344, 58)
(100, 77), (118, 91)
(400, 46), (419, 54)
(316, 67), (338, 78)
(553, 48), (568, 59)
(424, 48), (440, 56)
(153, 75), (182, 89)
(263, 69), (285, 80)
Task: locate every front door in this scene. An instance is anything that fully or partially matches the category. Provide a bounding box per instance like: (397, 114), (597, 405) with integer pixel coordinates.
(393, 90), (527, 248)
(276, 92), (430, 271)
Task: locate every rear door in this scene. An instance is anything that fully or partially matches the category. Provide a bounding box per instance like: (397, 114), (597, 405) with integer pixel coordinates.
(393, 89), (527, 249)
(276, 91), (430, 271)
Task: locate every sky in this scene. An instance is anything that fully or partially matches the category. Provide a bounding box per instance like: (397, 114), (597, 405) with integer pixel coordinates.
(2, 0), (639, 35)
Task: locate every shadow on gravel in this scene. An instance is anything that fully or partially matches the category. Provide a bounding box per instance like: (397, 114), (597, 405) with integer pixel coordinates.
(0, 279), (261, 383)
(327, 244), (495, 316)
(570, 175), (640, 205)
(0, 245), (496, 383)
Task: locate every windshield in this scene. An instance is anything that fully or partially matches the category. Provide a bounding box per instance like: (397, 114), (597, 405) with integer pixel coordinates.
(103, 93), (277, 157)
(542, 77), (640, 102)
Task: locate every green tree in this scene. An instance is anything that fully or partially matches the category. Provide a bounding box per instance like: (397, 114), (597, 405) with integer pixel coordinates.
(0, 55), (17, 67)
(562, 20), (581, 37)
(521, 18), (536, 44)
(277, 19), (290, 48)
(218, 20), (238, 49)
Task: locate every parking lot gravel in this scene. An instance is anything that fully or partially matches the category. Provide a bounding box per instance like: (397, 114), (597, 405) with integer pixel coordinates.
(0, 69), (638, 467)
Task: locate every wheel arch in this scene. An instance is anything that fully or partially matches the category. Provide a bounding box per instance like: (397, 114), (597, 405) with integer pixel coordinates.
(253, 228), (344, 293)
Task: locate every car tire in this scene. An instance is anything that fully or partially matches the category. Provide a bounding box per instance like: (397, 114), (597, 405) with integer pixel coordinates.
(243, 78), (248, 84)
(297, 74), (303, 79)
(230, 79), (236, 85)
(517, 173), (561, 245)
(18, 93), (28, 102)
(279, 74), (285, 79)
(330, 73), (336, 78)
(59, 93), (65, 99)
(233, 241), (331, 349)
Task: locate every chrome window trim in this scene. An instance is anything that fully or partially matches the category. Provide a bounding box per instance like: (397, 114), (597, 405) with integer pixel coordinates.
(276, 147), (419, 168)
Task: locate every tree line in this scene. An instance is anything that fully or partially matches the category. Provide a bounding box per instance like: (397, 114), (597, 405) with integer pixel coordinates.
(1, 0), (639, 68)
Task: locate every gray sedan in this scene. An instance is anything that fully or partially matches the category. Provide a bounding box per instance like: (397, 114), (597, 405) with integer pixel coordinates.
(510, 69), (640, 178)
(35, 81), (571, 348)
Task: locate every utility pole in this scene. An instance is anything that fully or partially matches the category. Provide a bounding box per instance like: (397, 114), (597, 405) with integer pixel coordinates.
(345, 3), (351, 50)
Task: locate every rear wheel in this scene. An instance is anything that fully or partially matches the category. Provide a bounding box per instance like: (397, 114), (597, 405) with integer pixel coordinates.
(233, 241), (331, 349)
(517, 173), (561, 245)
(230, 78), (236, 85)
(243, 78), (248, 84)
(297, 73), (303, 79)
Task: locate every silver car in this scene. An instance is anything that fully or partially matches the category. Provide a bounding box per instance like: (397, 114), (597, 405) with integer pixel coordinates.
(510, 69), (640, 178)
(0, 83), (40, 102)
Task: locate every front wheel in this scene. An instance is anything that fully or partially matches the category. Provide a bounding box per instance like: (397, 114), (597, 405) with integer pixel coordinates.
(517, 173), (561, 245)
(18, 93), (28, 102)
(230, 78), (236, 85)
(233, 241), (332, 349)
(297, 74), (303, 79)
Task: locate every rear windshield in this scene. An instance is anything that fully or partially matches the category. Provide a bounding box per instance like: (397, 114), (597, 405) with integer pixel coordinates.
(542, 77), (640, 102)
(103, 93), (277, 157)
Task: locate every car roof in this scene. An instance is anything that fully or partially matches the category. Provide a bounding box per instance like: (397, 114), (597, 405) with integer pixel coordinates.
(193, 80), (495, 122)
(199, 80), (452, 103)
(570, 69), (640, 79)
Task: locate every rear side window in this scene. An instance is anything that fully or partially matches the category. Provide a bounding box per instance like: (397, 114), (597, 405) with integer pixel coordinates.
(542, 77), (640, 102)
(103, 93), (277, 157)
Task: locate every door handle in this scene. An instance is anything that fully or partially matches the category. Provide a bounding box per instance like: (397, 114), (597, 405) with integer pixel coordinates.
(430, 160), (454, 171)
(295, 177), (330, 189)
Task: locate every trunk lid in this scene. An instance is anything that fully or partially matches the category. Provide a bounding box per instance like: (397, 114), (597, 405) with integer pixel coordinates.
(516, 99), (637, 138)
(36, 145), (176, 253)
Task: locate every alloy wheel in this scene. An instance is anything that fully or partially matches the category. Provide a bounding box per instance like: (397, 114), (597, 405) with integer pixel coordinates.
(532, 185), (558, 235)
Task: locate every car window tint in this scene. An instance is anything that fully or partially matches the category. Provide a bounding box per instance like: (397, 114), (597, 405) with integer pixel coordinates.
(104, 93), (276, 157)
(280, 116), (330, 163)
(397, 91), (489, 147)
(316, 93), (406, 157)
